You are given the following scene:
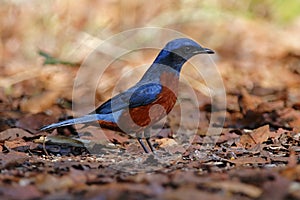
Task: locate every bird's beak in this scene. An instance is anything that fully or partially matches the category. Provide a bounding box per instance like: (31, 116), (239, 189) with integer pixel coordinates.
(194, 47), (214, 54)
(202, 47), (214, 54)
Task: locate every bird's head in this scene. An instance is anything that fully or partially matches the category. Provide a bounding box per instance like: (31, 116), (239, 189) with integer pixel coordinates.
(153, 38), (214, 72)
(164, 38), (214, 60)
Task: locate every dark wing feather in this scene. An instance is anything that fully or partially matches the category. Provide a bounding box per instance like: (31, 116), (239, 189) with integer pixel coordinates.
(94, 83), (162, 114)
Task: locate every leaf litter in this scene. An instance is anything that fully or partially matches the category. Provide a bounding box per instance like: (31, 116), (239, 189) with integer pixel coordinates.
(0, 2), (300, 200)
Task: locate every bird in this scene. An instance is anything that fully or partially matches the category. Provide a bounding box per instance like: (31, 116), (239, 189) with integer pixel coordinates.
(40, 38), (214, 153)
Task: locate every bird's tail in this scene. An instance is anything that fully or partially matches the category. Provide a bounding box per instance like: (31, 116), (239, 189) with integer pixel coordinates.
(40, 114), (102, 131)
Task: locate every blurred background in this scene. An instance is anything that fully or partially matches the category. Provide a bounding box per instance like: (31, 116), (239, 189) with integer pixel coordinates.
(0, 0), (300, 123)
(1, 2), (300, 199)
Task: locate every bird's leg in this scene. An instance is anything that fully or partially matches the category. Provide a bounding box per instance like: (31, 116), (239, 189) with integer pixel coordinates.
(136, 132), (149, 153)
(137, 137), (149, 153)
(144, 129), (155, 153)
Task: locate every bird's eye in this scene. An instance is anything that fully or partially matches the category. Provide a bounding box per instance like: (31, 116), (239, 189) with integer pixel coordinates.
(184, 46), (191, 53)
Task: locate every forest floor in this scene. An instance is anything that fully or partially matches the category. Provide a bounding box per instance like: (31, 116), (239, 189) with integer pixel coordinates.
(1, 1), (300, 199)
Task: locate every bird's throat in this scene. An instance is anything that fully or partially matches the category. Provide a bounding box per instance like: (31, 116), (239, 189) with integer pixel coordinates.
(153, 50), (187, 73)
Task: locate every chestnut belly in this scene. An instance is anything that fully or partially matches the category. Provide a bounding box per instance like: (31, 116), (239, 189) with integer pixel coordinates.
(117, 86), (177, 134)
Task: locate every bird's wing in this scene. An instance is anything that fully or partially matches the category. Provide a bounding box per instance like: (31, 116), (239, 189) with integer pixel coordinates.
(95, 83), (163, 114)
(128, 83), (163, 108)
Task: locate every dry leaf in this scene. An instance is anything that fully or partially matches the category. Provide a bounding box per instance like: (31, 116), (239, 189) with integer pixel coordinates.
(205, 180), (263, 198)
(239, 125), (270, 148)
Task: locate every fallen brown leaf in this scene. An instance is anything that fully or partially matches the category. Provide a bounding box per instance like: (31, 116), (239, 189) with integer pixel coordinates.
(0, 128), (33, 141)
(238, 125), (270, 149)
(0, 185), (42, 200)
(204, 180), (263, 198)
(163, 186), (225, 200)
(0, 151), (29, 169)
(229, 156), (270, 165)
(15, 113), (57, 133)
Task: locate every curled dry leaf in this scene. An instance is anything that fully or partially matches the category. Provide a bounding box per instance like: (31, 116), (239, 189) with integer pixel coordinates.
(238, 125), (270, 149)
